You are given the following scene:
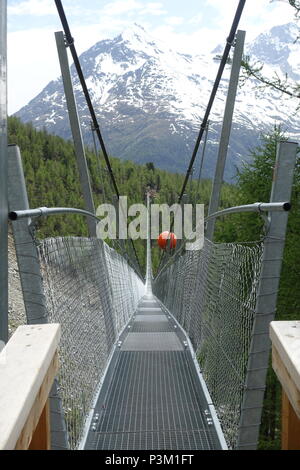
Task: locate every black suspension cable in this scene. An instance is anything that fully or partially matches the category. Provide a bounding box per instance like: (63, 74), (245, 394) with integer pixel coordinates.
(156, 0), (246, 275)
(90, 121), (106, 202)
(195, 120), (210, 205)
(55, 0), (120, 199)
(177, 0), (246, 205)
(55, 0), (143, 275)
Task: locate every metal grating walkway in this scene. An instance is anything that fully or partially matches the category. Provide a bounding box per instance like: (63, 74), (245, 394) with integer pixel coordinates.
(84, 295), (225, 450)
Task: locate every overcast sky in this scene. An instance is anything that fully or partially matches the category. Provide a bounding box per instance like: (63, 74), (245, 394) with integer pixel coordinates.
(7, 0), (296, 114)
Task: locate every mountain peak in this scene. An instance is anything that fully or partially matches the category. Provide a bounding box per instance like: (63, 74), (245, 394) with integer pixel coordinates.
(119, 23), (156, 47)
(247, 21), (299, 73)
(15, 22), (300, 181)
(269, 22), (298, 43)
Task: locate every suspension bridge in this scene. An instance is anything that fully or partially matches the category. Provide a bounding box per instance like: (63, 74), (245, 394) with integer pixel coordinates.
(0, 0), (300, 452)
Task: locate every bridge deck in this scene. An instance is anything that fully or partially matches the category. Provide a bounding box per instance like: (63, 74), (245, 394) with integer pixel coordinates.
(84, 295), (224, 450)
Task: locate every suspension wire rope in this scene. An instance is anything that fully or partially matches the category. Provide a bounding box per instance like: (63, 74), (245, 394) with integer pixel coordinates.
(89, 124), (127, 265)
(55, 0), (142, 276)
(55, 0), (119, 198)
(177, 0), (246, 205)
(195, 120), (210, 205)
(90, 121), (106, 203)
(156, 0), (246, 275)
(89, 124), (135, 264)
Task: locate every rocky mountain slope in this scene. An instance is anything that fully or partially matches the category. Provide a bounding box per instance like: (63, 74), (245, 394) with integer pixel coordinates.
(15, 22), (300, 181)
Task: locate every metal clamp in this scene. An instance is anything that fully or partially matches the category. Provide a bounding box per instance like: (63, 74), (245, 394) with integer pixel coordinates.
(64, 34), (74, 47)
(226, 36), (236, 47)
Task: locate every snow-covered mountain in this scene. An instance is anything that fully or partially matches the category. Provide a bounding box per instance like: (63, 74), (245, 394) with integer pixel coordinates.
(15, 22), (300, 180)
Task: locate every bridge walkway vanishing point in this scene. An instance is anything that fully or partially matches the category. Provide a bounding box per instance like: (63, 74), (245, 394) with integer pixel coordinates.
(83, 292), (226, 450)
(6, 142), (298, 450)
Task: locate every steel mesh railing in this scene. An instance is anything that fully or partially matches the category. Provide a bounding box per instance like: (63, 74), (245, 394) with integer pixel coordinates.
(38, 236), (145, 449)
(153, 238), (263, 449)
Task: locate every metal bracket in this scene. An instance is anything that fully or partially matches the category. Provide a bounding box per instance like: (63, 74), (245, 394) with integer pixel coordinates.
(63, 34), (74, 48)
(226, 36), (237, 47)
(258, 204), (271, 235)
(27, 217), (41, 246)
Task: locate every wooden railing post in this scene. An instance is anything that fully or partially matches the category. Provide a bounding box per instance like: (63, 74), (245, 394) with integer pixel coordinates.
(0, 324), (60, 450)
(281, 390), (300, 450)
(270, 321), (300, 450)
(28, 400), (51, 450)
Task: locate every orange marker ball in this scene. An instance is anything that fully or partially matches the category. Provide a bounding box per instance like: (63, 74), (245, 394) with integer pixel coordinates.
(157, 231), (177, 250)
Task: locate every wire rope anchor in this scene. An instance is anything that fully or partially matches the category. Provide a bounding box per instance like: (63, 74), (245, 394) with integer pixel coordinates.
(63, 34), (74, 48)
(257, 203), (271, 235)
(27, 213), (44, 246)
(90, 122), (100, 133)
(226, 35), (237, 47)
(28, 219), (37, 242)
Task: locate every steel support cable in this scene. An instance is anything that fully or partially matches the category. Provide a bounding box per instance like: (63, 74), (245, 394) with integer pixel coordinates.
(177, 0), (246, 205)
(156, 0), (246, 275)
(195, 120), (210, 205)
(90, 122), (106, 203)
(55, 0), (143, 276)
(55, 0), (119, 198)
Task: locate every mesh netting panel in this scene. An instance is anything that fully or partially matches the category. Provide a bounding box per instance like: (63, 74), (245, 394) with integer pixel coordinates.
(38, 237), (145, 449)
(153, 238), (263, 449)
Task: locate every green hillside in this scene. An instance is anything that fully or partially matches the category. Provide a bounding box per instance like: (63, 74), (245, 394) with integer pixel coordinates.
(8, 116), (236, 273)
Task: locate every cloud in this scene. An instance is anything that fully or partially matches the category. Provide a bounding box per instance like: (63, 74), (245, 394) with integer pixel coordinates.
(101, 0), (143, 16)
(8, 27), (61, 114)
(100, 0), (167, 18)
(203, 0), (295, 40)
(8, 0), (56, 16)
(139, 2), (167, 16)
(189, 13), (204, 25)
(165, 16), (184, 26)
(6, 16), (132, 114)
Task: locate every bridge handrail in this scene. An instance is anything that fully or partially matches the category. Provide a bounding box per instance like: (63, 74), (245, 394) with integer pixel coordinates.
(9, 206), (101, 222)
(9, 206), (144, 281)
(204, 201), (291, 222)
(9, 201), (291, 223)
(155, 201), (291, 279)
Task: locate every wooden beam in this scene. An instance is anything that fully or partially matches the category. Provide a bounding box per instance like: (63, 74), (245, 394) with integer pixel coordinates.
(28, 400), (50, 451)
(282, 390), (300, 450)
(28, 399), (51, 450)
(270, 321), (300, 450)
(270, 321), (300, 391)
(15, 353), (58, 450)
(272, 346), (300, 420)
(0, 324), (60, 450)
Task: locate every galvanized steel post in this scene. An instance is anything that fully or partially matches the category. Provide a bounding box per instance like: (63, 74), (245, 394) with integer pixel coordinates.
(146, 193), (152, 293)
(237, 141), (298, 450)
(206, 30), (246, 241)
(55, 31), (96, 237)
(8, 145), (48, 325)
(8, 145), (69, 450)
(0, 0), (8, 343)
